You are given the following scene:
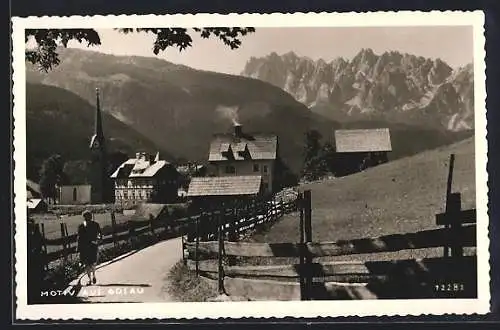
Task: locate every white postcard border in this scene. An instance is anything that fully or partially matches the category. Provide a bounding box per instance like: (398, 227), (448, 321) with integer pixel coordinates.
(12, 11), (489, 320)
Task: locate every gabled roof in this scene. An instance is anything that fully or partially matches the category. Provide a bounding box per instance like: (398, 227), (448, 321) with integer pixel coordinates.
(209, 134), (277, 161)
(27, 198), (46, 209)
(111, 157), (172, 179)
(26, 179), (41, 198)
(187, 175), (262, 197)
(334, 128), (392, 153)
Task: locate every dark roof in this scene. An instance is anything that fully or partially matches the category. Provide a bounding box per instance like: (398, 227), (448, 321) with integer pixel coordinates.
(26, 179), (41, 198)
(187, 176), (262, 197)
(334, 128), (392, 153)
(208, 133), (277, 161)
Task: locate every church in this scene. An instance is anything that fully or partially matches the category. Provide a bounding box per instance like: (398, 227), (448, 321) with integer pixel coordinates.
(56, 88), (114, 204)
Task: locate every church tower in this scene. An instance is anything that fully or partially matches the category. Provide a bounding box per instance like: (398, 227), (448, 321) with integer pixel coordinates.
(89, 88), (109, 203)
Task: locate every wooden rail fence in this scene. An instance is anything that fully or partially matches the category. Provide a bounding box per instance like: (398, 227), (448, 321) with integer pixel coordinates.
(183, 154), (478, 300)
(32, 195), (299, 271)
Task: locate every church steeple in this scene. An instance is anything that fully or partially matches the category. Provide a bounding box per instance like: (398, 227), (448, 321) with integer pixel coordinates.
(90, 88), (105, 151)
(89, 87), (109, 204)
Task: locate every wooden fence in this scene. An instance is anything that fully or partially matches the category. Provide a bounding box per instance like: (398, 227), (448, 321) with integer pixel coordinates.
(184, 154), (478, 300)
(33, 195), (299, 271)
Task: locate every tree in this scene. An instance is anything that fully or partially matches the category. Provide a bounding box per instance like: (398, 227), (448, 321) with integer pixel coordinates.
(301, 130), (329, 181)
(26, 27), (256, 72)
(274, 156), (298, 190)
(39, 154), (66, 203)
(320, 142), (337, 175)
(303, 130), (323, 162)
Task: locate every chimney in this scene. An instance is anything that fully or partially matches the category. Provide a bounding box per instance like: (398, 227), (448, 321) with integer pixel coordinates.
(234, 124), (242, 137)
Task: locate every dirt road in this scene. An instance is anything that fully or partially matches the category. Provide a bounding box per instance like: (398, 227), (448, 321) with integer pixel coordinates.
(68, 237), (183, 303)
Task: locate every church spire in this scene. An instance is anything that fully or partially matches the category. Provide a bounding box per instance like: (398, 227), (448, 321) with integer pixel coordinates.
(90, 88), (105, 150)
(95, 88), (104, 139)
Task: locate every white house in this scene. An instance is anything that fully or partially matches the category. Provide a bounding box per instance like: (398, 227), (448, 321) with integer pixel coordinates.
(58, 185), (92, 205)
(110, 152), (180, 204)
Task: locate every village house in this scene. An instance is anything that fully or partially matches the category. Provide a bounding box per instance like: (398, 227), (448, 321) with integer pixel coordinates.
(26, 179), (47, 213)
(111, 152), (180, 204)
(57, 184), (92, 205)
(333, 128), (392, 176)
(206, 124), (278, 194)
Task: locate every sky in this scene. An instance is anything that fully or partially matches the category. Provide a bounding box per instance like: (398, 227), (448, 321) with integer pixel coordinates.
(67, 26), (473, 74)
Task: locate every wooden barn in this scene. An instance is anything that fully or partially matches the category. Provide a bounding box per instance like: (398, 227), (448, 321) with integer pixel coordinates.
(333, 128), (392, 176)
(187, 175), (263, 210)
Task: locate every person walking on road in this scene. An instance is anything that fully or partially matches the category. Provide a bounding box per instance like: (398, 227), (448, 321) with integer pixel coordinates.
(77, 210), (103, 285)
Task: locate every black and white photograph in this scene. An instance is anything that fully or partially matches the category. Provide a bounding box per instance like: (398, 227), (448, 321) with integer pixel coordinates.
(13, 11), (489, 320)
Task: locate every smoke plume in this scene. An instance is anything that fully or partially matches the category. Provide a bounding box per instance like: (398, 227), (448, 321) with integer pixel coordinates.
(215, 105), (240, 125)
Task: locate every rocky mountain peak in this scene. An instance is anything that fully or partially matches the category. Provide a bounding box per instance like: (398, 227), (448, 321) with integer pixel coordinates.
(241, 49), (474, 131)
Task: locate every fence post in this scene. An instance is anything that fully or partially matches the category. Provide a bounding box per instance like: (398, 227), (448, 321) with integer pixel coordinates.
(444, 154), (455, 257)
(231, 204), (238, 240)
(195, 216), (200, 275)
(111, 210), (117, 248)
(129, 222), (136, 248)
(63, 223), (71, 260)
(181, 232), (186, 265)
(149, 214), (155, 236)
(60, 222), (67, 264)
(227, 205), (237, 266)
(298, 192), (306, 300)
(40, 223), (48, 271)
(217, 207), (225, 294)
(448, 193), (464, 258)
(163, 211), (170, 237)
(303, 189), (313, 300)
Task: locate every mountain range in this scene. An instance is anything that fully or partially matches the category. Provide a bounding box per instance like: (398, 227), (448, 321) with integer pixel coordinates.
(26, 48), (473, 180)
(241, 49), (474, 131)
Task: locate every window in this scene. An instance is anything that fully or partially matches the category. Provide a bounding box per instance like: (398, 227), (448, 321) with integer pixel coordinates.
(72, 187), (77, 201)
(263, 165), (268, 173)
(253, 164), (260, 172)
(225, 165), (236, 174)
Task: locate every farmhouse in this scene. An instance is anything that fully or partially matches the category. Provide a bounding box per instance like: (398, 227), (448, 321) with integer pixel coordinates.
(333, 128), (392, 176)
(207, 124), (278, 194)
(26, 179), (48, 212)
(111, 152), (180, 204)
(27, 198), (48, 213)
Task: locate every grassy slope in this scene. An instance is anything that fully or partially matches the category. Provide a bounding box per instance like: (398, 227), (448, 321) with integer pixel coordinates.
(250, 137), (475, 259)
